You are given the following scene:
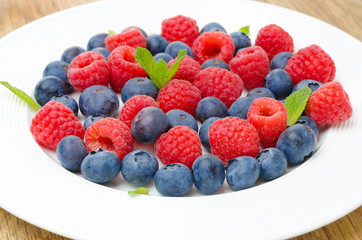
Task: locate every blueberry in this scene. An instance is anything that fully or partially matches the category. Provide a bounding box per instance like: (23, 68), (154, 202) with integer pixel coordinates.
(154, 163), (193, 197)
(201, 59), (229, 70)
(192, 155), (225, 194)
(83, 113), (106, 130)
(229, 31), (251, 55)
(196, 97), (229, 123)
(276, 124), (317, 165)
(121, 26), (148, 38)
(265, 69), (293, 100)
(292, 80), (323, 94)
(200, 22), (227, 33)
(56, 135), (88, 172)
(199, 117), (220, 152)
(131, 107), (168, 144)
(50, 95), (79, 116)
(79, 85), (119, 118)
(92, 47), (111, 59)
(146, 34), (169, 55)
(154, 53), (173, 63)
(42, 60), (73, 93)
(166, 109), (198, 132)
(229, 97), (254, 119)
(81, 149), (121, 183)
(295, 116), (319, 137)
(87, 33), (109, 51)
(270, 52), (293, 70)
(165, 41), (194, 58)
(34, 76), (67, 106)
(120, 77), (159, 103)
(121, 150), (159, 187)
(256, 148), (288, 180)
(61, 46), (85, 64)
(226, 156), (260, 191)
(246, 87), (275, 100)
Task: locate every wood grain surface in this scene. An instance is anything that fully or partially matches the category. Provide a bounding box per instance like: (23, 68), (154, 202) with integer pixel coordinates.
(0, 0), (361, 239)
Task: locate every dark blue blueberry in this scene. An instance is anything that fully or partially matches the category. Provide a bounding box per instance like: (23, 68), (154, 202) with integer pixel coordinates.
(229, 31), (251, 55)
(81, 149), (121, 183)
(92, 47), (111, 59)
(200, 22), (227, 33)
(83, 113), (106, 130)
(201, 59), (229, 70)
(246, 87), (275, 100)
(146, 34), (169, 56)
(166, 109), (198, 132)
(131, 107), (168, 144)
(229, 97), (254, 119)
(265, 69), (293, 100)
(295, 116), (319, 137)
(165, 41), (194, 58)
(61, 46), (85, 64)
(121, 26), (148, 38)
(192, 155), (225, 194)
(34, 76), (67, 106)
(292, 80), (323, 94)
(154, 163), (193, 197)
(121, 150), (159, 187)
(256, 148), (288, 180)
(270, 52), (293, 70)
(56, 135), (88, 172)
(154, 53), (173, 63)
(199, 117), (220, 152)
(196, 97), (229, 123)
(87, 33), (109, 50)
(42, 60), (73, 93)
(79, 85), (119, 118)
(276, 124), (317, 165)
(121, 77), (159, 103)
(226, 156), (260, 191)
(50, 95), (79, 116)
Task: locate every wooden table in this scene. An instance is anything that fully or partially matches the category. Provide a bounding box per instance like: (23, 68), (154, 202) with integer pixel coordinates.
(0, 0), (361, 239)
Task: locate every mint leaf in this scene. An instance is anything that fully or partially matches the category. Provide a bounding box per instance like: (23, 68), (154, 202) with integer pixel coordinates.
(239, 25), (250, 36)
(166, 49), (187, 82)
(284, 86), (312, 126)
(0, 81), (40, 111)
(128, 187), (149, 196)
(108, 30), (116, 34)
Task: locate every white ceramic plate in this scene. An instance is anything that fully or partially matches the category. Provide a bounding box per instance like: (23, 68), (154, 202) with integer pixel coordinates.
(0, 0), (361, 239)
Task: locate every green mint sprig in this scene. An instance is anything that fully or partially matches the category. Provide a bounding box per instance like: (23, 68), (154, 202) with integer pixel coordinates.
(0, 81), (40, 111)
(128, 187), (150, 196)
(239, 25), (250, 36)
(135, 47), (186, 89)
(284, 86), (312, 126)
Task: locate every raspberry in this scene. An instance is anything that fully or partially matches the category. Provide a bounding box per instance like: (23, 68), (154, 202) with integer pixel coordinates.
(119, 95), (159, 128)
(157, 79), (201, 116)
(305, 81), (352, 126)
(161, 15), (199, 47)
(168, 56), (201, 83)
(255, 24), (294, 61)
(192, 31), (235, 64)
(105, 28), (147, 52)
(209, 117), (260, 165)
(85, 117), (134, 161)
(107, 46), (147, 92)
(229, 46), (269, 90)
(193, 67), (243, 108)
(30, 101), (85, 150)
(247, 98), (287, 148)
(285, 44), (336, 85)
(155, 126), (202, 169)
(68, 51), (109, 92)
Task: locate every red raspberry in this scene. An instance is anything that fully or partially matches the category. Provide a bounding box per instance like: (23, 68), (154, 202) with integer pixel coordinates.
(209, 117), (260, 165)
(105, 28), (147, 52)
(285, 44), (336, 85)
(168, 56), (201, 83)
(229, 46), (269, 90)
(192, 31), (235, 64)
(193, 67), (243, 108)
(157, 79), (201, 116)
(255, 24), (294, 61)
(119, 95), (159, 128)
(30, 101), (85, 150)
(85, 117), (134, 161)
(305, 81), (352, 126)
(155, 126), (202, 169)
(161, 15), (199, 47)
(247, 98), (287, 148)
(107, 46), (148, 92)
(68, 51), (109, 92)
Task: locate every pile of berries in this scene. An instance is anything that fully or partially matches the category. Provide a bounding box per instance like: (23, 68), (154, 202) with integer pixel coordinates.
(30, 15), (352, 196)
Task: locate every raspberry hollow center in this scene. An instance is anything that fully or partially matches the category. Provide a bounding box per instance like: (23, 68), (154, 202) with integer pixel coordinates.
(204, 42), (221, 57)
(97, 136), (115, 151)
